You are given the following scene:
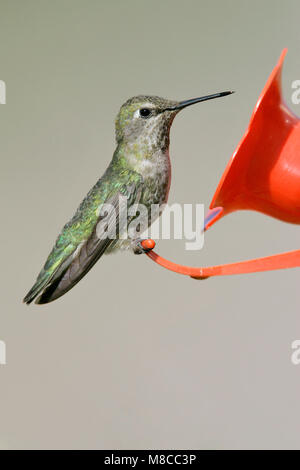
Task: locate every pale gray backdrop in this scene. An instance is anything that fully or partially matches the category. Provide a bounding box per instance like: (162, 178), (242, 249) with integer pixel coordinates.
(0, 0), (299, 449)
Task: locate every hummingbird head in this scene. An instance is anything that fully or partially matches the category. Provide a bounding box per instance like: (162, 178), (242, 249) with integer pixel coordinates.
(115, 92), (233, 152)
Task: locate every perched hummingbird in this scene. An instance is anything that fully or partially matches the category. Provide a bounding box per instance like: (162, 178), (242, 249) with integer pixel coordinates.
(24, 91), (232, 304)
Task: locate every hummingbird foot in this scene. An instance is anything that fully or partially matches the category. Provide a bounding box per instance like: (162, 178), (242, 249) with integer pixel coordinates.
(131, 238), (156, 255)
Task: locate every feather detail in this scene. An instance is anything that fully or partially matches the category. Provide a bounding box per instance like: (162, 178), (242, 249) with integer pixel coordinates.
(23, 171), (143, 304)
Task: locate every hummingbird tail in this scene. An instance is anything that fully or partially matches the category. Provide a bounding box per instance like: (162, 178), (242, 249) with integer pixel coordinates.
(23, 249), (74, 304)
(23, 249), (77, 305)
(23, 273), (53, 304)
(33, 236), (115, 304)
(23, 234), (115, 305)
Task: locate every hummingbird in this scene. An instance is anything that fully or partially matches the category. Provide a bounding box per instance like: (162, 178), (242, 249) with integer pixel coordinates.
(24, 91), (233, 304)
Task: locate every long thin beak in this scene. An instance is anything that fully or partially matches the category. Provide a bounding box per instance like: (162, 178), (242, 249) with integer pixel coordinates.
(165, 91), (234, 111)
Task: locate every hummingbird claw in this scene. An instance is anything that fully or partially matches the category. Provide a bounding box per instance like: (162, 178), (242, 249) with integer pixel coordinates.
(131, 238), (156, 255)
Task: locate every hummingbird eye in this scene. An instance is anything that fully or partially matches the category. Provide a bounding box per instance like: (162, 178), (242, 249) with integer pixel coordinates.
(139, 108), (152, 118)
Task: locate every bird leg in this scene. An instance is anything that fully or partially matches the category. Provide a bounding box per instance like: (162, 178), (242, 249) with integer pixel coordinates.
(131, 238), (156, 255)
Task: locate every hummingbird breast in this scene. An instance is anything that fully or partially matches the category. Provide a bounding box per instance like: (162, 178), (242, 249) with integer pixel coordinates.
(136, 149), (171, 209)
(110, 146), (171, 252)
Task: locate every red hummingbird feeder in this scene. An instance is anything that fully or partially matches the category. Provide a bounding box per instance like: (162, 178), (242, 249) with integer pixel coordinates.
(143, 49), (300, 278)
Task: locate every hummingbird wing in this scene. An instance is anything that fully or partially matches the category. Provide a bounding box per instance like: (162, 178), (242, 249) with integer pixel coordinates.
(23, 169), (143, 305)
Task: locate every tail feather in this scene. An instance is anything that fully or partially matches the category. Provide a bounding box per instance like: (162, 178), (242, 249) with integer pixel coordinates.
(23, 272), (53, 305)
(35, 236), (114, 304)
(23, 251), (74, 305)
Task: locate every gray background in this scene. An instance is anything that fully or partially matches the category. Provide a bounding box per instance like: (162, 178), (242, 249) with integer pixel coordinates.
(0, 0), (299, 449)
